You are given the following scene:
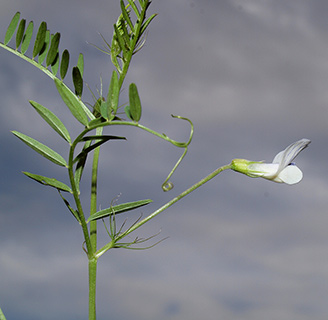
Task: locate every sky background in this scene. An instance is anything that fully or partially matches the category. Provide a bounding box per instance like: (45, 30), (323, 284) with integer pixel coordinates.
(0, 0), (328, 319)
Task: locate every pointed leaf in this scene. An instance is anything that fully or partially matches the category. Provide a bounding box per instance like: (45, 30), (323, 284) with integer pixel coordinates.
(12, 131), (67, 167)
(81, 135), (126, 141)
(118, 18), (131, 50)
(4, 12), (21, 45)
(120, 0), (134, 30)
(77, 53), (84, 77)
(38, 30), (50, 64)
(129, 83), (142, 122)
(60, 49), (70, 79)
(74, 155), (86, 192)
(110, 36), (122, 72)
(91, 97), (103, 118)
(74, 135), (126, 163)
(51, 52), (59, 75)
(72, 66), (83, 97)
(74, 139), (91, 193)
(87, 199), (153, 222)
(140, 14), (157, 36)
(108, 70), (119, 114)
(29, 100), (71, 143)
(100, 99), (110, 119)
(88, 116), (107, 128)
(46, 32), (60, 66)
(21, 21), (34, 54)
(113, 23), (128, 57)
(126, 0), (140, 18)
(15, 19), (26, 49)
(59, 191), (81, 223)
(124, 105), (133, 121)
(33, 21), (47, 58)
(23, 172), (72, 192)
(54, 78), (89, 125)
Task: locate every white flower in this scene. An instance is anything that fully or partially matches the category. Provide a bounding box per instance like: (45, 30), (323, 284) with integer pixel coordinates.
(231, 138), (311, 184)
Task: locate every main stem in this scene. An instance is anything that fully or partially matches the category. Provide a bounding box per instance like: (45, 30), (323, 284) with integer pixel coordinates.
(88, 127), (103, 320)
(88, 258), (98, 320)
(87, 41), (130, 318)
(87, 3), (153, 317)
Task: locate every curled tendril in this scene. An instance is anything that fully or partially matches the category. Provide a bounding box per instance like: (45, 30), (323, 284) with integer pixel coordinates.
(169, 114), (193, 147)
(80, 113), (194, 193)
(160, 115), (193, 192)
(162, 181), (174, 192)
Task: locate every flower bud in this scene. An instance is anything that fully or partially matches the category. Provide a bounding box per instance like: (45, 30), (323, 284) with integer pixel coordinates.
(230, 159), (261, 177)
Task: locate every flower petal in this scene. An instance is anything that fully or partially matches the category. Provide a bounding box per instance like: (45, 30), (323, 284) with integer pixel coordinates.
(247, 163), (279, 178)
(276, 165), (303, 184)
(272, 139), (311, 170)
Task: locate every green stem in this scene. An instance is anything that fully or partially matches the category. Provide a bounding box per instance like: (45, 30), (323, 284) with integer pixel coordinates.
(88, 258), (98, 320)
(0, 43), (95, 120)
(122, 164), (232, 236)
(95, 164), (232, 258)
(84, 119), (191, 148)
(67, 115), (192, 258)
(116, 1), (150, 89)
(68, 146), (93, 256)
(90, 128), (103, 251)
(86, 11), (138, 311)
(88, 127), (103, 320)
(0, 43), (55, 79)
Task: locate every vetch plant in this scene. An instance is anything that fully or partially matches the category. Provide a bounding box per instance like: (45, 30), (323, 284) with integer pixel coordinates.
(0, 2), (311, 320)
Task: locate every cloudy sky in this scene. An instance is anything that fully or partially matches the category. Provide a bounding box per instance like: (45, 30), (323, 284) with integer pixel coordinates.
(1, 0), (328, 319)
